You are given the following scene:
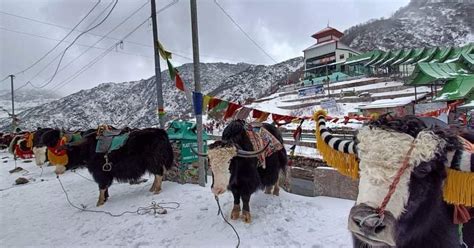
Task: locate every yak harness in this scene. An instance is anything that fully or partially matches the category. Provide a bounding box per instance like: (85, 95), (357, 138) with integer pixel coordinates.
(245, 124), (283, 169)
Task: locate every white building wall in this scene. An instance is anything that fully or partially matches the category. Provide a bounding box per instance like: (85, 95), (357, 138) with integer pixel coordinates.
(304, 42), (336, 60)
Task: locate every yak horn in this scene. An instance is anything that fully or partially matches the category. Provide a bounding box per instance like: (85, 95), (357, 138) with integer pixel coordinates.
(236, 142), (269, 157)
(191, 147), (208, 157)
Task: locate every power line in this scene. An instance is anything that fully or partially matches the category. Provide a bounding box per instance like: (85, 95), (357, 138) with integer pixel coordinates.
(0, 4), (264, 65)
(24, 0), (117, 90)
(213, 0), (278, 64)
(6, 0), (102, 78)
(51, 0), (179, 92)
(51, 19), (149, 91)
(11, 0), (150, 91)
(38, 0), (119, 89)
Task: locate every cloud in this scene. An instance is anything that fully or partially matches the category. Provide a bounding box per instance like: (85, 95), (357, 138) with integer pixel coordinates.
(0, 0), (409, 95)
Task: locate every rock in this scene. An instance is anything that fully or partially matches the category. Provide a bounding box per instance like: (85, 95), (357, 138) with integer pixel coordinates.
(9, 167), (24, 173)
(15, 177), (29, 185)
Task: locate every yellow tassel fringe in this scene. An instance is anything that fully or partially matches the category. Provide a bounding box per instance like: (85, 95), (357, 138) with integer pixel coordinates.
(48, 149), (69, 166)
(26, 133), (34, 149)
(443, 168), (474, 207)
(314, 111), (359, 179)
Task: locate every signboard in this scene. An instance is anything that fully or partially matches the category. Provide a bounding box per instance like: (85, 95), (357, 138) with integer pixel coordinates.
(298, 84), (324, 97)
(180, 141), (207, 163)
(320, 98), (337, 111)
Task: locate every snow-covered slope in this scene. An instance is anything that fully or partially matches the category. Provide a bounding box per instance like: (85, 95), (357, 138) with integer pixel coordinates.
(0, 63), (250, 130)
(341, 0), (473, 51)
(0, 58), (304, 130)
(0, 151), (354, 247)
(0, 89), (60, 119)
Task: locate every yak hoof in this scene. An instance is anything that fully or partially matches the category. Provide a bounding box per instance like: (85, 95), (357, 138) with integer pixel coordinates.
(153, 188), (162, 195)
(273, 188), (280, 196)
(96, 199), (105, 207)
(231, 205), (241, 220)
(242, 210), (251, 223)
(264, 186), (272, 194)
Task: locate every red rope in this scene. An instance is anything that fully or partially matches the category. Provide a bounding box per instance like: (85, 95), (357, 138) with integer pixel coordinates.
(377, 142), (416, 216)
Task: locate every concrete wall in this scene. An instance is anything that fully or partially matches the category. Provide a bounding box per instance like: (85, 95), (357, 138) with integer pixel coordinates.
(280, 157), (359, 200)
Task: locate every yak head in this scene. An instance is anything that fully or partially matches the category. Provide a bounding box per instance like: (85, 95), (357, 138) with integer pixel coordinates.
(32, 128), (53, 166)
(316, 113), (472, 247)
(192, 120), (267, 196)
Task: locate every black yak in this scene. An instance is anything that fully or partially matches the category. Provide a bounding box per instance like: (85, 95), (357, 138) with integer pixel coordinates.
(194, 120), (287, 223)
(50, 128), (174, 206)
(31, 128), (54, 166)
(315, 111), (473, 248)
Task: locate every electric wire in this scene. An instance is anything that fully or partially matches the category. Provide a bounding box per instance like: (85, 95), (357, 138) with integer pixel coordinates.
(213, 0), (277, 64)
(5, 0), (102, 78)
(38, 0), (119, 89)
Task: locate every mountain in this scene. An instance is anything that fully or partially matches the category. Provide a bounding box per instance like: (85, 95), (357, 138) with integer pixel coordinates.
(0, 89), (60, 119)
(341, 0), (473, 52)
(0, 58), (303, 130)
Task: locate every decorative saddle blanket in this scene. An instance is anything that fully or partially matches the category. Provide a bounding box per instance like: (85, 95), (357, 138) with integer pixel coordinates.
(245, 124), (284, 169)
(95, 130), (129, 153)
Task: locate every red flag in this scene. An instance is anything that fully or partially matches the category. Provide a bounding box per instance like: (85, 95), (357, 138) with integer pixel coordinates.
(208, 97), (222, 111)
(223, 102), (241, 120)
(252, 109), (263, 118)
(175, 73), (185, 91)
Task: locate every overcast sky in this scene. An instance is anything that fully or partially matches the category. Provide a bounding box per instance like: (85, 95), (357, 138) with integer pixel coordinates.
(0, 0), (410, 95)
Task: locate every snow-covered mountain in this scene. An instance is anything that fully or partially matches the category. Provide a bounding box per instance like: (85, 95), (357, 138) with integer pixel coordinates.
(0, 59), (303, 130)
(0, 89), (60, 119)
(341, 0), (473, 52)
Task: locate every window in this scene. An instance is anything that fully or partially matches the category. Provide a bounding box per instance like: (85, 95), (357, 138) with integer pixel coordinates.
(339, 54), (345, 59)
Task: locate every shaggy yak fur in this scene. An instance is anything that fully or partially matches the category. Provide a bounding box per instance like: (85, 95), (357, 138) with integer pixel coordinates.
(60, 128), (174, 206)
(351, 115), (473, 248)
(211, 120), (287, 222)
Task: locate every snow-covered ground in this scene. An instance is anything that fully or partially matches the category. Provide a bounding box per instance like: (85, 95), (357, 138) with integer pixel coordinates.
(0, 151), (354, 247)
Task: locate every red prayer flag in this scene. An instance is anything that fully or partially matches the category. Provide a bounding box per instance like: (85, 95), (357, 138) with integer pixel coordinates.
(223, 102), (241, 120)
(175, 73), (185, 91)
(252, 109), (263, 119)
(208, 97), (222, 111)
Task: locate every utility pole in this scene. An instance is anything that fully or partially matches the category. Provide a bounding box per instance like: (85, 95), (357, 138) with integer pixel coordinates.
(9, 75), (15, 132)
(150, 0), (165, 129)
(190, 0), (205, 187)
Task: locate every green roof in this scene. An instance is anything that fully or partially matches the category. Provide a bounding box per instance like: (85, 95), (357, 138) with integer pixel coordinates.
(402, 48), (426, 65)
(417, 47), (439, 63)
(372, 51), (393, 66)
(444, 43), (474, 63)
(435, 76), (474, 101)
(344, 50), (379, 65)
(380, 50), (403, 67)
(460, 52), (474, 66)
(429, 47), (453, 63)
(391, 48), (414, 66)
(364, 51), (385, 66)
(407, 62), (472, 85)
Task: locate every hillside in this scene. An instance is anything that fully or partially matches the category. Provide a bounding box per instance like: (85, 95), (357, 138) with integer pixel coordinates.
(0, 58), (304, 130)
(341, 0), (473, 51)
(0, 89), (60, 119)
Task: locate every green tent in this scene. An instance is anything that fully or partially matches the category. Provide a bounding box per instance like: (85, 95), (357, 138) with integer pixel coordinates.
(460, 53), (474, 68)
(429, 47), (453, 63)
(435, 76), (474, 101)
(365, 51), (387, 66)
(407, 62), (471, 85)
(380, 49), (403, 67)
(372, 51), (393, 66)
(391, 48), (414, 66)
(417, 47), (439, 63)
(344, 50), (379, 65)
(444, 43), (474, 63)
(402, 47), (426, 65)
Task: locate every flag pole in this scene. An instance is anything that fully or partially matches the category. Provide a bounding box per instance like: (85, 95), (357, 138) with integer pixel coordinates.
(190, 0), (205, 187)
